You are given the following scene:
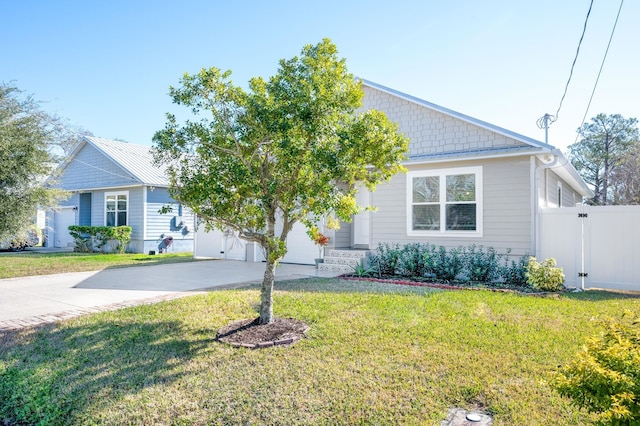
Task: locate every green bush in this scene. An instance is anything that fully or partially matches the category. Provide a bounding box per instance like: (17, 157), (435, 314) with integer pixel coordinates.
(463, 245), (503, 283)
(396, 243), (433, 277)
(369, 243), (402, 276)
(366, 242), (530, 288)
(68, 226), (132, 254)
(554, 310), (640, 425)
(433, 246), (464, 282)
(525, 257), (564, 291)
(501, 254), (530, 287)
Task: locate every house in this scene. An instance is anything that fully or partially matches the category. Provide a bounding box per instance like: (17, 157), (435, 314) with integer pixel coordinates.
(194, 80), (593, 265)
(46, 136), (194, 253)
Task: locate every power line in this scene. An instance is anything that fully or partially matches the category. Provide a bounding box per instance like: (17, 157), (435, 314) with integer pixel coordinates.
(573, 0), (625, 144)
(537, 0), (594, 140)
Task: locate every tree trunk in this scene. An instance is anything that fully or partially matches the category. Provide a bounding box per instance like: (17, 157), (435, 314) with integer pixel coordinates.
(259, 257), (277, 324)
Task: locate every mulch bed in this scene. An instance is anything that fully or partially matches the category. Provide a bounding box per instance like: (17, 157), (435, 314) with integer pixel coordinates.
(217, 317), (310, 349)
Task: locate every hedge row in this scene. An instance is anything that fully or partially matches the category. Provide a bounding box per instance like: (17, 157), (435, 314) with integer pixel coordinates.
(67, 226), (132, 254)
(367, 242), (529, 286)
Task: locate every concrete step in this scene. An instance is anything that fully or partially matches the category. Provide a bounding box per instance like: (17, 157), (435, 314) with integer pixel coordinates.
(317, 262), (357, 274)
(322, 256), (363, 266)
(325, 249), (369, 259)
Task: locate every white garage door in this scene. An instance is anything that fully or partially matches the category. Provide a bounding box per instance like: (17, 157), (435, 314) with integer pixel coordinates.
(54, 208), (76, 248)
(194, 219), (316, 264)
(281, 222), (316, 265)
(194, 226), (246, 261)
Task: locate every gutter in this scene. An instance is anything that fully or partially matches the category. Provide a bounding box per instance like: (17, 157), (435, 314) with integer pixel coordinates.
(531, 151), (561, 257)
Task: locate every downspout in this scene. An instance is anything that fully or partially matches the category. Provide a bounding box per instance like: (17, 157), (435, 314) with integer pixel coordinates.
(532, 151), (559, 257)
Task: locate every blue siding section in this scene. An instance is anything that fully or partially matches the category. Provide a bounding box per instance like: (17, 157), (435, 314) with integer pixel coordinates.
(59, 192), (79, 208)
(128, 187), (144, 240)
(90, 190), (105, 226)
(145, 187), (194, 252)
(79, 193), (92, 226)
(58, 143), (140, 190)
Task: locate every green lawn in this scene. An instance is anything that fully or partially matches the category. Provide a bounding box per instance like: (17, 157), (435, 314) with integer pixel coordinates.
(1, 278), (638, 425)
(0, 252), (196, 279)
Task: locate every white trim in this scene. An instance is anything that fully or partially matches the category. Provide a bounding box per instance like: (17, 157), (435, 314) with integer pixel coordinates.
(104, 190), (129, 226)
(403, 150), (548, 166)
(406, 166), (483, 238)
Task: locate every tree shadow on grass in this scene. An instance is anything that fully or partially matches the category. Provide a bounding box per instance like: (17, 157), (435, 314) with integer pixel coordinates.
(0, 318), (215, 425)
(562, 289), (640, 302)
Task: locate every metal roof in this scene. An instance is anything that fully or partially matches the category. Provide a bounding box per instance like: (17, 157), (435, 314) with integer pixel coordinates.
(83, 136), (169, 186)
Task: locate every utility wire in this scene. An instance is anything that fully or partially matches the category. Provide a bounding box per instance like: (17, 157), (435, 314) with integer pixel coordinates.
(537, 0), (594, 131)
(573, 0), (625, 144)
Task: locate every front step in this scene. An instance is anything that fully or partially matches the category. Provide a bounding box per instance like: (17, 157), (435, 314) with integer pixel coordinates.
(318, 249), (369, 274)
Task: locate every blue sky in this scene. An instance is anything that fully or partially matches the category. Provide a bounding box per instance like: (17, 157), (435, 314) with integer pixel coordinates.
(3, 1), (638, 152)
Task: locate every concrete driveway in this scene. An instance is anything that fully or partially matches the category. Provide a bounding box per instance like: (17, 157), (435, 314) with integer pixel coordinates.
(0, 260), (336, 330)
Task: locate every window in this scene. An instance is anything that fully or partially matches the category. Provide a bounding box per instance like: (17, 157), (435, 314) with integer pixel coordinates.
(407, 167), (482, 236)
(105, 192), (128, 226)
(557, 182), (563, 208)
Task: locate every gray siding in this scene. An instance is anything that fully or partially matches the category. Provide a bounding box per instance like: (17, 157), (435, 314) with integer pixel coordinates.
(334, 221), (352, 248)
(369, 157), (532, 256)
(58, 143), (139, 190)
(545, 170), (580, 208)
(361, 86), (530, 158)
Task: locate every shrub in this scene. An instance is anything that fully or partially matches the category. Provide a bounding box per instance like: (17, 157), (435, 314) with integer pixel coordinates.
(463, 244), (503, 283)
(369, 243), (402, 276)
(68, 226), (132, 254)
(396, 243), (432, 277)
(554, 310), (640, 425)
(525, 257), (564, 291)
(366, 242), (530, 287)
(501, 254), (531, 287)
(433, 246), (464, 282)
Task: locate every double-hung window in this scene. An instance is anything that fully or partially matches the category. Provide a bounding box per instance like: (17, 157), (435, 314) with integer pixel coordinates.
(105, 191), (128, 226)
(407, 166), (482, 236)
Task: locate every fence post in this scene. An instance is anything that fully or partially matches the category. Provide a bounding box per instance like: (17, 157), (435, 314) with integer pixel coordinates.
(576, 203), (590, 290)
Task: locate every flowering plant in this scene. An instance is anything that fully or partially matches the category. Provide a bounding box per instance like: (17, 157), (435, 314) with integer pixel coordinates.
(309, 226), (330, 258)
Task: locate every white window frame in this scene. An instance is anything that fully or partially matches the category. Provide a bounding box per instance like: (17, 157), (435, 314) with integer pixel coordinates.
(406, 166), (483, 237)
(104, 191), (129, 227)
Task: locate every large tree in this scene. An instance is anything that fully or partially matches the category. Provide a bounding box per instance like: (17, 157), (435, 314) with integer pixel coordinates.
(153, 39), (409, 324)
(568, 113), (639, 205)
(609, 142), (640, 205)
(0, 84), (69, 242)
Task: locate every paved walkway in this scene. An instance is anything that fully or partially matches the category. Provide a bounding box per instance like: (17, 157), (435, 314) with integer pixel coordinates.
(0, 260), (338, 331)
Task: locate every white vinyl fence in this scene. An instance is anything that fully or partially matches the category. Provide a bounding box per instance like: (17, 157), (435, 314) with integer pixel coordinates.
(539, 205), (640, 291)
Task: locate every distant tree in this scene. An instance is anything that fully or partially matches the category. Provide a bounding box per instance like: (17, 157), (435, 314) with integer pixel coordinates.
(153, 39), (409, 324)
(610, 142), (640, 205)
(568, 114), (639, 205)
(0, 83), (70, 242)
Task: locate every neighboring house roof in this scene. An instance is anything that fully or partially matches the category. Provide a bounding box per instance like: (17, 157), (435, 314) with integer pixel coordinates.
(60, 136), (169, 188)
(359, 79), (593, 198)
(84, 136), (168, 186)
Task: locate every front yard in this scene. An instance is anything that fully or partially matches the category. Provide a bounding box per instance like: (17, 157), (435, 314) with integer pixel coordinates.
(1, 277), (637, 425)
(0, 252), (196, 279)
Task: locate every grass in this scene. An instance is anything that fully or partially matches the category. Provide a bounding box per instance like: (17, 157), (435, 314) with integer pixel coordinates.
(0, 252), (196, 279)
(1, 278), (639, 425)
